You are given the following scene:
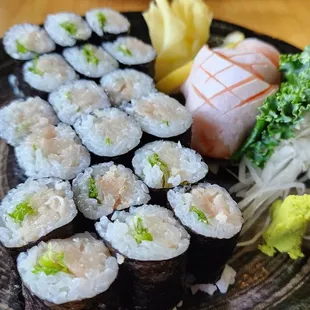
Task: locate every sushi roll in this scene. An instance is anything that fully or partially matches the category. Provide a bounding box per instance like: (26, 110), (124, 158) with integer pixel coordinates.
(132, 141), (208, 204)
(168, 183), (243, 283)
(122, 92), (193, 147)
(44, 12), (92, 47)
(23, 53), (78, 93)
(17, 232), (119, 309)
(0, 97), (58, 146)
(0, 178), (77, 254)
(3, 24), (55, 60)
(95, 205), (190, 310)
(100, 69), (156, 106)
(72, 162), (150, 220)
(73, 108), (142, 160)
(48, 80), (110, 125)
(102, 36), (156, 76)
(85, 8), (130, 40)
(63, 44), (119, 78)
(15, 124), (90, 180)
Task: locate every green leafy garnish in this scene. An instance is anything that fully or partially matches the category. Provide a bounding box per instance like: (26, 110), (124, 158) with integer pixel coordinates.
(232, 46), (310, 168)
(65, 92), (72, 101)
(97, 12), (107, 28)
(88, 177), (101, 203)
(28, 55), (44, 76)
(8, 201), (36, 223)
(60, 21), (77, 36)
(16, 40), (29, 54)
(105, 137), (112, 145)
(133, 217), (153, 244)
(190, 206), (209, 224)
(148, 153), (170, 188)
(118, 44), (132, 56)
(76, 107), (81, 112)
(82, 45), (99, 65)
(32, 144), (37, 151)
(32, 245), (71, 275)
(162, 120), (170, 126)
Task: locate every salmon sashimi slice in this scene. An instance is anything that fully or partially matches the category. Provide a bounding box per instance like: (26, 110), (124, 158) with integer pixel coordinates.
(182, 41), (280, 159)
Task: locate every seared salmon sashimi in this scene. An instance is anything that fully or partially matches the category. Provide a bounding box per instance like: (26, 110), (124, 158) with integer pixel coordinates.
(182, 38), (280, 159)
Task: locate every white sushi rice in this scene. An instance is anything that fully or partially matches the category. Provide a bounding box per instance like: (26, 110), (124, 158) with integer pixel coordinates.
(48, 80), (110, 125)
(103, 36), (156, 65)
(95, 205), (190, 261)
(86, 8), (130, 36)
(63, 44), (119, 78)
(44, 12), (92, 47)
(23, 53), (78, 92)
(15, 124), (90, 180)
(132, 141), (208, 189)
(3, 24), (55, 60)
(168, 183), (243, 239)
(72, 162), (150, 220)
(122, 92), (193, 138)
(74, 108), (142, 157)
(0, 97), (58, 146)
(0, 178), (77, 248)
(100, 69), (156, 106)
(17, 232), (118, 304)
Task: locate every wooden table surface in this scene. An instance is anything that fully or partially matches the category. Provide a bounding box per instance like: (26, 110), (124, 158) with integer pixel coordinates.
(0, 0), (308, 49)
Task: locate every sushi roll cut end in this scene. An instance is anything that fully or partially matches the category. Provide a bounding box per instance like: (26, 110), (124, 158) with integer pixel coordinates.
(17, 232), (118, 305)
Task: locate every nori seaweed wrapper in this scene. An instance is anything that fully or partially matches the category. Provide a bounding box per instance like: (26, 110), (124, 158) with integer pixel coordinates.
(110, 245), (187, 310)
(0, 244), (24, 310)
(148, 187), (169, 206)
(140, 126), (192, 149)
(186, 227), (240, 284)
(4, 217), (77, 260)
(22, 277), (120, 310)
(119, 59), (155, 78)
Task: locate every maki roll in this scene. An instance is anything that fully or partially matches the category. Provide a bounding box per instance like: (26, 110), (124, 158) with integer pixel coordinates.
(132, 141), (208, 204)
(15, 124), (90, 180)
(103, 36), (156, 76)
(74, 108), (142, 161)
(122, 92), (193, 146)
(168, 183), (243, 283)
(0, 178), (77, 254)
(85, 8), (130, 40)
(23, 54), (78, 93)
(95, 205), (190, 310)
(17, 232), (119, 309)
(100, 69), (156, 106)
(44, 12), (92, 47)
(48, 80), (110, 125)
(72, 162), (150, 220)
(0, 96), (58, 146)
(3, 24), (55, 60)
(63, 44), (119, 78)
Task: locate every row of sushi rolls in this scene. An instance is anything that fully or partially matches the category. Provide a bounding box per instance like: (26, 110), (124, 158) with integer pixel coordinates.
(0, 0), (309, 309)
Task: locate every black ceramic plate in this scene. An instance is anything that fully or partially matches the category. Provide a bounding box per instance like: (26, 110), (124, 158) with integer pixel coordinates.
(0, 12), (308, 310)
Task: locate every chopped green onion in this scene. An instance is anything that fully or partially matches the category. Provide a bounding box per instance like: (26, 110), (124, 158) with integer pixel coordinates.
(105, 137), (112, 145)
(162, 120), (169, 126)
(133, 217), (153, 244)
(118, 44), (132, 56)
(32, 245), (71, 275)
(148, 153), (170, 188)
(97, 12), (107, 28)
(76, 107), (81, 112)
(82, 45), (99, 65)
(8, 201), (36, 223)
(88, 177), (101, 203)
(60, 21), (77, 36)
(16, 40), (29, 54)
(28, 55), (44, 76)
(32, 144), (37, 151)
(65, 92), (72, 101)
(190, 206), (209, 224)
